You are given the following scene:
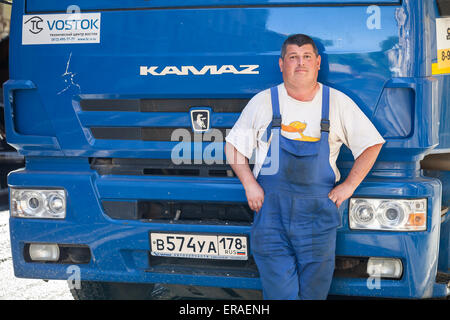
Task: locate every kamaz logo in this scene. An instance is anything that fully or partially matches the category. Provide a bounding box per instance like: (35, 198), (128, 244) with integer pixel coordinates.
(140, 65), (259, 76)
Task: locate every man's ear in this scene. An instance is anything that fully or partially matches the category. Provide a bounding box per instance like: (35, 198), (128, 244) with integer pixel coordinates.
(317, 54), (321, 70)
(279, 57), (283, 73)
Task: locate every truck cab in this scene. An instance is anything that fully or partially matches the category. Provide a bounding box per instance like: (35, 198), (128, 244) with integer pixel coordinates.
(4, 0), (450, 299)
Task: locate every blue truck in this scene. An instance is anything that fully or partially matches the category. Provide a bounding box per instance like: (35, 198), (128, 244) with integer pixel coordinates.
(4, 0), (450, 299)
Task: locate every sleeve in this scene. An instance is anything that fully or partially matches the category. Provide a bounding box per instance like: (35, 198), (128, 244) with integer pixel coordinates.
(225, 90), (271, 160)
(335, 91), (386, 160)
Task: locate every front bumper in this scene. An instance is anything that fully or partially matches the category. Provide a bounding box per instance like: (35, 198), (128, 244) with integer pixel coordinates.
(8, 163), (448, 298)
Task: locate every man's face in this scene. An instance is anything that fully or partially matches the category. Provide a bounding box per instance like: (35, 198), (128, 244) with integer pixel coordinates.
(279, 44), (321, 87)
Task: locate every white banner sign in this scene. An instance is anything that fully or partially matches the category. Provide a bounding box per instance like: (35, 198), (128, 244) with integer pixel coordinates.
(22, 13), (101, 45)
(436, 17), (450, 69)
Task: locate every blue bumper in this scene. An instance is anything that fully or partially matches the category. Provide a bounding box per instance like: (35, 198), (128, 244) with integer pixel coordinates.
(8, 162), (449, 299)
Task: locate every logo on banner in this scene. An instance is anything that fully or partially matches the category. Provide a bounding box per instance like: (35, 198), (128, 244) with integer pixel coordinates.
(24, 16), (44, 34)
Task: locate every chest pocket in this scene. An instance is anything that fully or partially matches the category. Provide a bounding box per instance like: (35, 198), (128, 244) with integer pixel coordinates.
(280, 135), (320, 157)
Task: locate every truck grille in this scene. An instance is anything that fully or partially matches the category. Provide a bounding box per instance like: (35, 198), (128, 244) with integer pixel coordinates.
(80, 98), (249, 113)
(147, 255), (259, 278)
(102, 200), (253, 225)
(90, 127), (230, 141)
(79, 98), (247, 142)
(90, 158), (238, 177)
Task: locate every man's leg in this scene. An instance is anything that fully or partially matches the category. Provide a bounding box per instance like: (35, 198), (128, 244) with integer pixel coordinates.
(297, 256), (335, 300)
(252, 224), (300, 299)
(296, 227), (337, 300)
(253, 251), (300, 300)
(251, 193), (300, 299)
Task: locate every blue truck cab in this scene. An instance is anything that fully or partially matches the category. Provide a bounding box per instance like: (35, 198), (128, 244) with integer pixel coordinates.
(4, 0), (450, 299)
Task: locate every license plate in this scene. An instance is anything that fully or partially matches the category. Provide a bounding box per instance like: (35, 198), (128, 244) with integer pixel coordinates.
(150, 233), (248, 260)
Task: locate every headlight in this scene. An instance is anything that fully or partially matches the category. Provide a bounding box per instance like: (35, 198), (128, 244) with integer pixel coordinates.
(10, 188), (66, 219)
(349, 198), (426, 231)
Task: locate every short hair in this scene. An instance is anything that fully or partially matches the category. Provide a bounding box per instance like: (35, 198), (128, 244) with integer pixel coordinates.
(280, 34), (319, 59)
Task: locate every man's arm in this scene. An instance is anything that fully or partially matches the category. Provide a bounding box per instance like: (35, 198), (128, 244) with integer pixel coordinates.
(328, 143), (383, 208)
(225, 142), (264, 212)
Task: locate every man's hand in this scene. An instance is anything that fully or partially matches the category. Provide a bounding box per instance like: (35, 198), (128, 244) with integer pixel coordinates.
(225, 142), (265, 212)
(329, 143), (383, 208)
(328, 182), (356, 208)
(245, 180), (265, 212)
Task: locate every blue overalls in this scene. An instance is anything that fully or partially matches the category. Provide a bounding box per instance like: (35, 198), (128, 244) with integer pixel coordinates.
(250, 85), (341, 300)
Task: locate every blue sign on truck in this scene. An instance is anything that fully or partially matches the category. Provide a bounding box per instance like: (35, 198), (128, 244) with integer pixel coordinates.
(3, 0), (450, 299)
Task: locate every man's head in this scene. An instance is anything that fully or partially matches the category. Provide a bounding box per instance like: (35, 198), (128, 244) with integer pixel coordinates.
(279, 34), (321, 89)
(280, 34), (319, 60)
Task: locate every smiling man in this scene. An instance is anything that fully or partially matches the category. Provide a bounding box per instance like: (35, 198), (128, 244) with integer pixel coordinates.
(225, 34), (385, 300)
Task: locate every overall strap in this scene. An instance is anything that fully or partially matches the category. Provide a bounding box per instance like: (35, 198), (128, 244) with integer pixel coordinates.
(261, 86), (280, 143)
(270, 86), (282, 128)
(320, 85), (330, 133)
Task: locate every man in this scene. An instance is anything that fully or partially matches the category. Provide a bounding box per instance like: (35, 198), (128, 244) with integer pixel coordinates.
(225, 34), (384, 300)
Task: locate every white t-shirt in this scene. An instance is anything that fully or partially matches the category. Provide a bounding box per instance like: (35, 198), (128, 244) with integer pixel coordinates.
(225, 83), (385, 181)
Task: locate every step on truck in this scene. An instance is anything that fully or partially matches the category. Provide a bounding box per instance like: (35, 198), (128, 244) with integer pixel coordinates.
(4, 0), (450, 299)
